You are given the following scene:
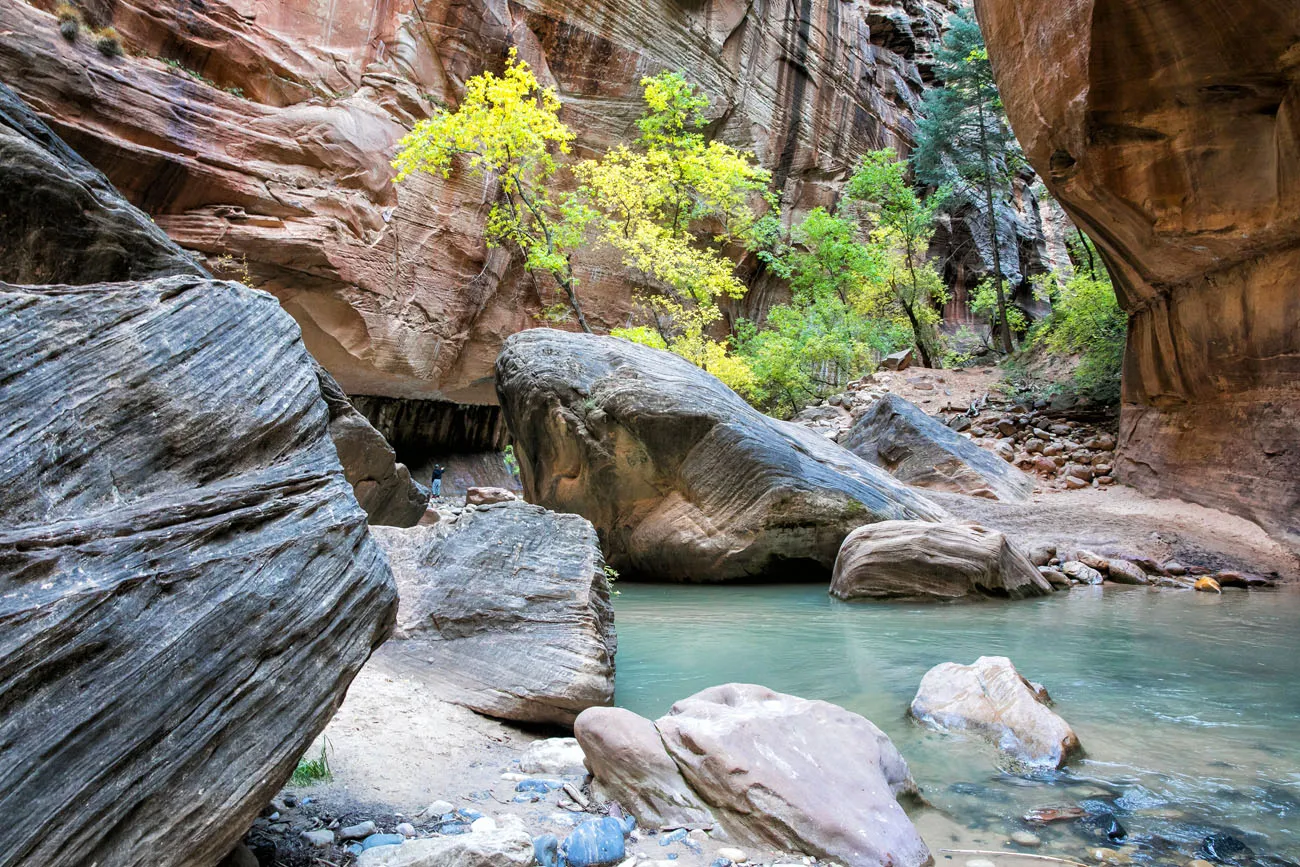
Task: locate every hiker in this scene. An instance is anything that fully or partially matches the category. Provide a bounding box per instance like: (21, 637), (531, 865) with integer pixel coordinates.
(430, 464), (445, 498)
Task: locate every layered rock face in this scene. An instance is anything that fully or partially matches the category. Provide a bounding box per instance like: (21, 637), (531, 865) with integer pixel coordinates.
(576, 686), (932, 867)
(973, 0), (1300, 549)
(843, 394), (1035, 501)
(0, 0), (958, 404)
(373, 501), (616, 726)
(496, 330), (948, 582)
(0, 81), (399, 866)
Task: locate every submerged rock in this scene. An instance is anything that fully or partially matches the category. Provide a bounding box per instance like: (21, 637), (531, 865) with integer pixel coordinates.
(496, 330), (947, 583)
(574, 707), (716, 829)
(831, 521), (1052, 601)
(842, 395), (1035, 502)
(656, 684), (932, 867)
(910, 656), (1082, 769)
(373, 502), (616, 726)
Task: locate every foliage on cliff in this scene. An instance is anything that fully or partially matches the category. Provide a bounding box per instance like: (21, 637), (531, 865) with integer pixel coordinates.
(394, 55), (769, 394)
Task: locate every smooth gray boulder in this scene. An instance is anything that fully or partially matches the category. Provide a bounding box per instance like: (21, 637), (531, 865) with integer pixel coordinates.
(316, 362), (426, 526)
(574, 707), (716, 830)
(655, 685), (932, 867)
(0, 276), (398, 867)
(373, 502), (616, 726)
(910, 656), (1082, 770)
(357, 816), (535, 867)
(831, 521), (1052, 601)
(843, 394), (1035, 502)
(496, 330), (947, 583)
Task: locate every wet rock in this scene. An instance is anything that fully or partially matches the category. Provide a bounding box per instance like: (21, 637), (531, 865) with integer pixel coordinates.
(358, 816), (534, 867)
(831, 521), (1052, 601)
(1062, 561), (1105, 585)
(1106, 560), (1149, 586)
(1024, 806), (1087, 824)
(1039, 568), (1071, 589)
(574, 707), (715, 829)
(1213, 571), (1274, 589)
(1091, 848), (1132, 865)
(1195, 577), (1223, 594)
(496, 331), (947, 583)
(1198, 833), (1253, 864)
(373, 502), (615, 726)
(656, 684), (931, 867)
(519, 738), (588, 777)
(561, 818), (628, 867)
(910, 656), (1082, 769)
(1010, 831), (1042, 847)
(842, 395), (1035, 502)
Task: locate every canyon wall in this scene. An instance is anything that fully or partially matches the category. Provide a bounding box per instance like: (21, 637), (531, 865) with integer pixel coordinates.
(973, 0), (1300, 548)
(0, 0), (961, 404)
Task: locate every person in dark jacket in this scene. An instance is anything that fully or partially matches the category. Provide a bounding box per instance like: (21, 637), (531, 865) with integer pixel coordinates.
(430, 464), (445, 498)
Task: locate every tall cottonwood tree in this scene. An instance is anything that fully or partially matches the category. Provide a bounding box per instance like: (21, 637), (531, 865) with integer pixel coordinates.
(911, 7), (1021, 353)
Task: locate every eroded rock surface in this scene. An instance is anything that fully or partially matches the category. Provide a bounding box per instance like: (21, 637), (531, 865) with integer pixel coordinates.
(574, 707), (716, 830)
(910, 656), (1081, 769)
(0, 0), (965, 404)
(843, 394), (1034, 501)
(974, 0), (1300, 550)
(831, 520), (1051, 600)
(496, 330), (948, 582)
(373, 501), (616, 726)
(0, 276), (398, 867)
(655, 685), (931, 867)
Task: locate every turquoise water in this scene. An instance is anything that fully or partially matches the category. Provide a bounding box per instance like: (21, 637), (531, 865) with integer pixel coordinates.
(614, 584), (1300, 863)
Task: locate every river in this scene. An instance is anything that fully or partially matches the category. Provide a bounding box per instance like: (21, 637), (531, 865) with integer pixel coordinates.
(614, 583), (1300, 864)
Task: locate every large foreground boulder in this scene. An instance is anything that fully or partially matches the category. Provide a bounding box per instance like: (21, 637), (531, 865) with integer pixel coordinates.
(843, 395), (1034, 502)
(373, 502), (616, 726)
(910, 656), (1081, 770)
(0, 276), (398, 867)
(831, 521), (1052, 601)
(577, 685), (931, 867)
(496, 331), (948, 582)
(574, 707), (716, 829)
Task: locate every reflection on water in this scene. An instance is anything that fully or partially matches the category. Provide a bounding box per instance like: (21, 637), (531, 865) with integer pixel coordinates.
(614, 584), (1300, 863)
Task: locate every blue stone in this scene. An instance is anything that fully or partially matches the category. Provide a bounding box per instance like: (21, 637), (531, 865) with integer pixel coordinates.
(659, 828), (688, 847)
(458, 808), (485, 821)
(439, 822), (471, 836)
(361, 833), (405, 850)
(516, 778), (564, 793)
(347, 844), (364, 858)
(711, 859), (732, 867)
(534, 833), (560, 867)
(560, 817), (627, 867)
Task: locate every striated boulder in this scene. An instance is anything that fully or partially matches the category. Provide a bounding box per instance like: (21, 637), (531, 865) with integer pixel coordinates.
(496, 330), (949, 582)
(372, 501), (616, 726)
(655, 684), (931, 867)
(974, 0), (1300, 550)
(0, 276), (398, 867)
(317, 362), (427, 527)
(0, 0), (959, 404)
(574, 707), (716, 830)
(831, 521), (1052, 601)
(911, 656), (1081, 769)
(843, 394), (1034, 502)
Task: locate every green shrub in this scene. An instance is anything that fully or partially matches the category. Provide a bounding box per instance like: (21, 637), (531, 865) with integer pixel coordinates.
(290, 742), (332, 786)
(1033, 270), (1127, 404)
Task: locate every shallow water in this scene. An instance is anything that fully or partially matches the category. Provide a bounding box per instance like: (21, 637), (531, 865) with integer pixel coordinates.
(614, 584), (1300, 863)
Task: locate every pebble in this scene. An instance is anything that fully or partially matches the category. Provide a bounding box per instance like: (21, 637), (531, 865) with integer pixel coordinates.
(965, 860), (997, 867)
(362, 833), (405, 850)
(1010, 830), (1041, 847)
(1186, 861), (1215, 867)
(396, 822), (417, 838)
(301, 829), (334, 847)
(339, 820), (377, 840)
(471, 817), (498, 834)
(426, 800), (455, 816)
(1090, 848), (1132, 865)
(717, 848), (748, 863)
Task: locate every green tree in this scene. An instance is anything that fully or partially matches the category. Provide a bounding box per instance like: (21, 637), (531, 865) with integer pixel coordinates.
(392, 50), (597, 331)
(911, 7), (1021, 353)
(845, 150), (949, 367)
